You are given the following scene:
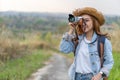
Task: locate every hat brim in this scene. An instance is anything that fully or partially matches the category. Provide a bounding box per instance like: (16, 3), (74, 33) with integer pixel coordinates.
(73, 7), (105, 26)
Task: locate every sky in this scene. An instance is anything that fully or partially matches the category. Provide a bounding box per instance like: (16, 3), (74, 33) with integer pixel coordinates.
(0, 0), (120, 15)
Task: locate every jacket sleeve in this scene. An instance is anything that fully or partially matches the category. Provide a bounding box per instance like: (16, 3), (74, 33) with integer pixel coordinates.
(100, 38), (114, 77)
(59, 32), (75, 54)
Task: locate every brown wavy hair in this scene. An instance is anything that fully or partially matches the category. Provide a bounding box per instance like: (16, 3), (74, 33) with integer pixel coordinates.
(75, 15), (110, 39)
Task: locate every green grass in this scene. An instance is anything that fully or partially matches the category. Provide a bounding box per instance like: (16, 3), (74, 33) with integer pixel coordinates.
(109, 52), (120, 80)
(0, 50), (119, 80)
(0, 50), (51, 80)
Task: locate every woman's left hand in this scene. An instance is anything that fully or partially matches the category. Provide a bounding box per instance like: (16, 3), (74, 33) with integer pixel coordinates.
(91, 73), (102, 80)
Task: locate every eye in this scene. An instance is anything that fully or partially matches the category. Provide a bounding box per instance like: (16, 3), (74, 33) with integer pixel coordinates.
(85, 19), (90, 22)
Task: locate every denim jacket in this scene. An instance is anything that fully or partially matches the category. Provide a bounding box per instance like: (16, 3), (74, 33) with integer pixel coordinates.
(59, 32), (114, 80)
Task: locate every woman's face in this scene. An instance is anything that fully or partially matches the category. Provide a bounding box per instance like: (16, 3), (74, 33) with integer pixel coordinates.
(80, 14), (93, 33)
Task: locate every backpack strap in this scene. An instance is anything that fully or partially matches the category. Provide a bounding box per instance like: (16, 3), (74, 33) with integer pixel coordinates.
(97, 35), (106, 67)
(97, 35), (108, 80)
(72, 39), (79, 56)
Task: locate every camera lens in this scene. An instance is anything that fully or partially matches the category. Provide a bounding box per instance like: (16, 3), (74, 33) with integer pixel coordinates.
(68, 14), (75, 22)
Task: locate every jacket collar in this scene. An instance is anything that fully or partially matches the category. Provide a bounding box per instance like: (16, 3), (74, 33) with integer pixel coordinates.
(91, 32), (97, 43)
(78, 32), (97, 44)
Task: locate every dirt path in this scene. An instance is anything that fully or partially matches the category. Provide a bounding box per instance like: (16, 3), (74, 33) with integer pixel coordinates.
(27, 53), (71, 80)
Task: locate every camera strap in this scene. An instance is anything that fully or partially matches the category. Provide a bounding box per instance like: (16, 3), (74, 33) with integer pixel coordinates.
(72, 28), (79, 56)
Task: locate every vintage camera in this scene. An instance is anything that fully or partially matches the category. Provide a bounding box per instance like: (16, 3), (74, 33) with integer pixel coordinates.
(68, 14), (83, 23)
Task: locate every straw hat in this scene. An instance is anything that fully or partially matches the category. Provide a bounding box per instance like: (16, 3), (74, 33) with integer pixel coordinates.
(73, 7), (105, 26)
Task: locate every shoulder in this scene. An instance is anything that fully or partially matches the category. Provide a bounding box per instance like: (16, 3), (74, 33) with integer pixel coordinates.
(98, 35), (111, 44)
(104, 37), (112, 51)
(105, 38), (112, 46)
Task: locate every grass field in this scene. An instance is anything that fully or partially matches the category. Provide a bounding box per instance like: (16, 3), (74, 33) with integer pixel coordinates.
(0, 50), (52, 80)
(109, 52), (120, 80)
(0, 43), (120, 80)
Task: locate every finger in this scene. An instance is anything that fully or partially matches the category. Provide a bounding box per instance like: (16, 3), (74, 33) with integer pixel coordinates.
(69, 23), (76, 27)
(94, 76), (99, 80)
(94, 74), (101, 80)
(92, 76), (98, 80)
(91, 77), (95, 80)
(68, 23), (74, 26)
(69, 24), (75, 30)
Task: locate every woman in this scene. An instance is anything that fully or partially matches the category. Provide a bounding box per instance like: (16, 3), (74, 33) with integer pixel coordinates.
(59, 7), (114, 80)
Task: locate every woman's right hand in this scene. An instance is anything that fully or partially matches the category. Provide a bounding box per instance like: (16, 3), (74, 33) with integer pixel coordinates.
(68, 22), (77, 35)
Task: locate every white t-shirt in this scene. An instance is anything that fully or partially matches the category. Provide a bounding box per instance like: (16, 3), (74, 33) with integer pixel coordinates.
(76, 37), (92, 73)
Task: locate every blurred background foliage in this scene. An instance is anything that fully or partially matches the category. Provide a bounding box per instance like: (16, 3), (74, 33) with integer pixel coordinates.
(0, 11), (120, 61)
(0, 11), (120, 80)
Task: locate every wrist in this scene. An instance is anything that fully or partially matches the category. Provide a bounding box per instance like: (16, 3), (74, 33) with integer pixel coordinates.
(98, 72), (102, 78)
(99, 71), (106, 78)
(99, 71), (103, 75)
(68, 29), (74, 35)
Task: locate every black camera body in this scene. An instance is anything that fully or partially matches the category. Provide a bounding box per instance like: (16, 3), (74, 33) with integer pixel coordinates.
(68, 14), (83, 23)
